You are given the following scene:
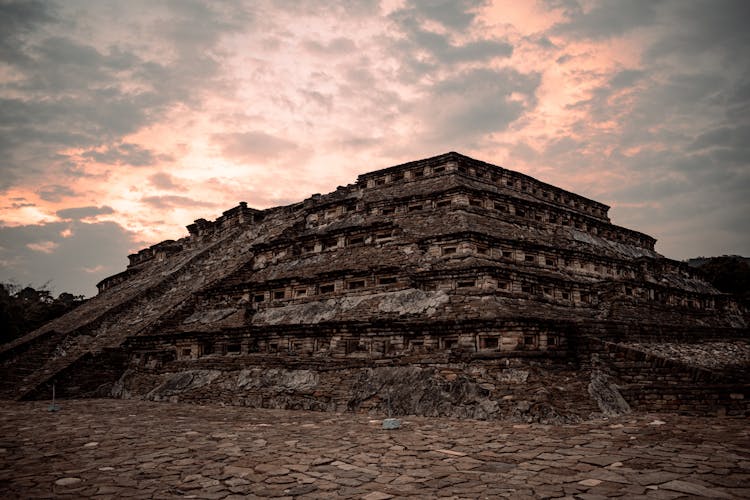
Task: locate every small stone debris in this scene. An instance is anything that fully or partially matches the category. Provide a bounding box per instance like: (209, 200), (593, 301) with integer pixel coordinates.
(578, 479), (602, 487)
(382, 418), (401, 430)
(435, 449), (468, 457)
(55, 477), (82, 486)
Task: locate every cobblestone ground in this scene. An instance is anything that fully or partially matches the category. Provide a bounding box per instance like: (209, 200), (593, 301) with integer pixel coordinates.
(0, 400), (748, 499)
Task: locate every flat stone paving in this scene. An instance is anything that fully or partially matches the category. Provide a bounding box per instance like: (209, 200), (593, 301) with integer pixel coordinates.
(0, 400), (748, 499)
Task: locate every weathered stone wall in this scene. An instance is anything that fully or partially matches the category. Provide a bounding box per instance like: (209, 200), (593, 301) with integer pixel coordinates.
(113, 354), (598, 424)
(25, 348), (128, 400)
(620, 384), (749, 416)
(38, 334), (748, 418)
(584, 339), (749, 416)
(132, 318), (570, 363)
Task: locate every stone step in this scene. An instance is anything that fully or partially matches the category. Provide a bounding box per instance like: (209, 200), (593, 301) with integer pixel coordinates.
(2, 214), (302, 400)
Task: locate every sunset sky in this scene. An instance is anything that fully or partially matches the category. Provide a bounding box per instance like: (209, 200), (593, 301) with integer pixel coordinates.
(0, 0), (748, 296)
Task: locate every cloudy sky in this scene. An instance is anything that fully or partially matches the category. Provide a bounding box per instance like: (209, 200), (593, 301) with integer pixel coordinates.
(0, 0), (748, 296)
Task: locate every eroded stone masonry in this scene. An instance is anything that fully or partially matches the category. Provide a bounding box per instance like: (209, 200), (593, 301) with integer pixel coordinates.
(1, 152), (748, 421)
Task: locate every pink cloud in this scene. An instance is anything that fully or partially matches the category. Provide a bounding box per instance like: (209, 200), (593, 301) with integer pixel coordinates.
(26, 241), (59, 254)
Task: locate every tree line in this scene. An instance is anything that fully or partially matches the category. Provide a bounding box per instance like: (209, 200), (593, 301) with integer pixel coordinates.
(688, 255), (750, 309)
(0, 284), (86, 344)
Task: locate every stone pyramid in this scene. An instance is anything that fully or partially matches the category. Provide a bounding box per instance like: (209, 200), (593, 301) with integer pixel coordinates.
(1, 152), (746, 419)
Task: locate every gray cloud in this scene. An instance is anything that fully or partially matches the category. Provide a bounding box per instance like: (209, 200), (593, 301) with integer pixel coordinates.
(419, 68), (540, 143)
(9, 202), (35, 209)
(56, 205), (114, 220)
(566, 71), (733, 148)
(609, 69), (645, 90)
(213, 131), (300, 163)
(542, 0), (582, 18)
(0, 0), (252, 193)
(553, 1), (750, 68)
(384, 0), (513, 86)
(0, 219), (145, 296)
(543, 137), (585, 157)
(299, 89), (333, 110)
(589, 144), (750, 260)
(396, 0), (486, 30)
(81, 143), (172, 167)
(0, 0), (53, 34)
(302, 37), (356, 55)
(152, 0), (252, 55)
(552, 0), (658, 39)
(645, 0), (750, 63)
(528, 1), (750, 260)
(0, 0), (55, 65)
(689, 124), (750, 152)
(269, 0), (380, 17)
(149, 172), (186, 191)
(390, 8), (512, 69)
(37, 184), (77, 202)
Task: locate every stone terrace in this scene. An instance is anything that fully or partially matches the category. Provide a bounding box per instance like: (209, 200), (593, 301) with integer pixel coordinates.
(1, 399), (748, 499)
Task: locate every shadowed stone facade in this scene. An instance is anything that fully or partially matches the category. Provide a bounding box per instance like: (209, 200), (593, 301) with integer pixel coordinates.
(1, 152), (747, 420)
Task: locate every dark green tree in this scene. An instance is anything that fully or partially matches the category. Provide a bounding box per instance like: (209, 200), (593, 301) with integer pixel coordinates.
(693, 256), (750, 308)
(0, 283), (86, 344)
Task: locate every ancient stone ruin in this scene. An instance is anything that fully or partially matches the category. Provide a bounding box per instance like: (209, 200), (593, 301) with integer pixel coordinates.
(1, 152), (747, 421)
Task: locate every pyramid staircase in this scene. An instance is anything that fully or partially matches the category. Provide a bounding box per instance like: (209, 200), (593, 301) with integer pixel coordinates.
(0, 209), (303, 400)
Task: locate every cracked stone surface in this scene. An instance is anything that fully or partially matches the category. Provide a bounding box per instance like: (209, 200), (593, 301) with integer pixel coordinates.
(1, 399), (748, 499)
